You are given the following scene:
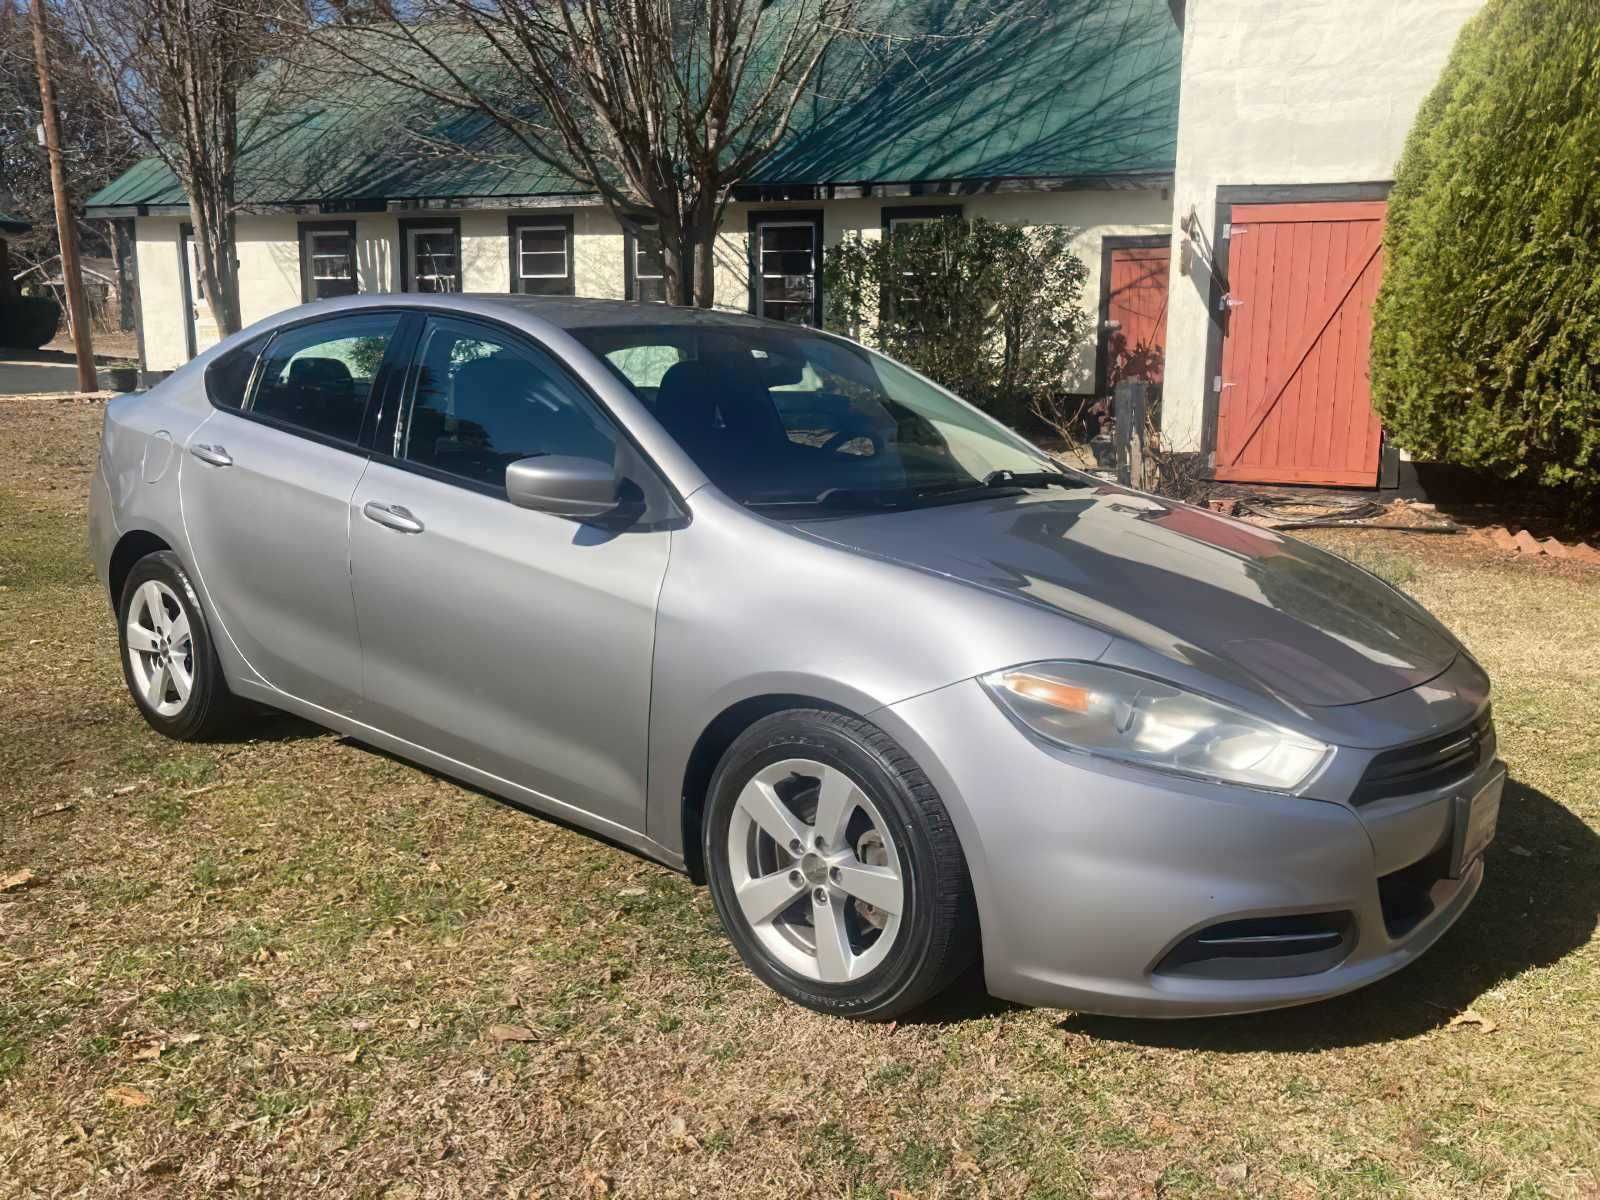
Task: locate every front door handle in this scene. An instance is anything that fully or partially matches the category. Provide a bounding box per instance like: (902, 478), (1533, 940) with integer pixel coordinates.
(189, 443), (232, 467)
(362, 501), (424, 534)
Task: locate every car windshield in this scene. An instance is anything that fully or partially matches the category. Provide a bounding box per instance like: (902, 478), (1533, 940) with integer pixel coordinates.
(570, 323), (1062, 512)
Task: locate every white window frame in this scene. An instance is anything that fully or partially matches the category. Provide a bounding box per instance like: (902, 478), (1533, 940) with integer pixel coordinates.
(753, 219), (818, 323)
(633, 224), (666, 303)
(309, 231), (354, 285)
(407, 225), (459, 293)
(517, 224), (569, 282)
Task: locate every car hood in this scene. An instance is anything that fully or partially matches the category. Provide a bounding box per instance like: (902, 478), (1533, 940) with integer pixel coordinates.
(793, 483), (1458, 708)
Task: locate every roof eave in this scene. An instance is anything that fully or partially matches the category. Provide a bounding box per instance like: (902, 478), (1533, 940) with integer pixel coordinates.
(85, 170), (1173, 219)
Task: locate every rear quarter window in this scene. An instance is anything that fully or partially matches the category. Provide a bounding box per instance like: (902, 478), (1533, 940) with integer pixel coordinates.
(204, 334), (269, 410)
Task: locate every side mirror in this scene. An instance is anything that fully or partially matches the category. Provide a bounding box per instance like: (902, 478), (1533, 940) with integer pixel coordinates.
(505, 455), (619, 519)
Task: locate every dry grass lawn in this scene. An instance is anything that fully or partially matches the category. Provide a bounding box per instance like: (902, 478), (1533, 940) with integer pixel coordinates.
(1, 394), (1597, 1198)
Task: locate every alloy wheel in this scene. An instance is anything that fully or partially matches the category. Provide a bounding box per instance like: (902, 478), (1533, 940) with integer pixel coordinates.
(124, 579), (193, 718)
(726, 757), (906, 984)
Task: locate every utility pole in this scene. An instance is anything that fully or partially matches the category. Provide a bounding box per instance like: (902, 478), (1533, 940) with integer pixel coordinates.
(30, 0), (96, 392)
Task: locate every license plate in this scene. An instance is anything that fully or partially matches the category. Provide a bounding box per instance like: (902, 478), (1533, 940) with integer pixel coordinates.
(1451, 765), (1505, 878)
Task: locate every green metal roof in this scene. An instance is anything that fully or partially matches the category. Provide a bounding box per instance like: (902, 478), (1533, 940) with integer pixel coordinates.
(85, 0), (1179, 213)
(0, 210), (31, 234)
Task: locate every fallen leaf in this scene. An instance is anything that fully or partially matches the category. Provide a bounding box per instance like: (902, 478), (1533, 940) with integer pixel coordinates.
(618, 887), (647, 897)
(105, 1084), (151, 1108)
(487, 1023), (537, 1044)
(171, 1033), (203, 1046)
(1509, 845), (1533, 857)
(34, 803), (75, 817)
(142, 1155), (180, 1175)
(1, 868), (37, 893)
(339, 1047), (362, 1064)
(132, 1042), (165, 1061)
(1447, 1009), (1498, 1034)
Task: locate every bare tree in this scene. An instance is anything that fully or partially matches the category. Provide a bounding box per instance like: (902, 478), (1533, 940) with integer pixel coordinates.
(0, 0), (135, 273)
(65, 0), (293, 335)
(307, 0), (861, 307)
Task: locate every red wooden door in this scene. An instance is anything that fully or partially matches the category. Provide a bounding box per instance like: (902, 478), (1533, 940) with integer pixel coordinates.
(1214, 201), (1386, 486)
(1104, 244), (1170, 387)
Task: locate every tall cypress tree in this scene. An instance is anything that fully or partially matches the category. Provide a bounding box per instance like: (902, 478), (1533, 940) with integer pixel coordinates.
(1370, 0), (1600, 495)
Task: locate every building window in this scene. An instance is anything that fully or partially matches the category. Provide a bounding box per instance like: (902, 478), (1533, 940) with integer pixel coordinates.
(880, 205), (963, 327)
(508, 215), (574, 295)
(298, 221), (358, 303)
(748, 211), (823, 326)
(400, 218), (461, 293)
(625, 224), (668, 303)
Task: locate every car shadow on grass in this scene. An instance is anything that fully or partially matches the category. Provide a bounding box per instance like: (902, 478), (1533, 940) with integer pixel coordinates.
(1060, 777), (1600, 1050)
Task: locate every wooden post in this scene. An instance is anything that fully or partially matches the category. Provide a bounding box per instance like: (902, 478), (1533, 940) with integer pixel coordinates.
(1114, 380), (1150, 491)
(30, 0), (97, 392)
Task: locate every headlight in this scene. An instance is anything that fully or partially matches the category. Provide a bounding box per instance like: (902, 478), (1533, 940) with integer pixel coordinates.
(980, 661), (1329, 792)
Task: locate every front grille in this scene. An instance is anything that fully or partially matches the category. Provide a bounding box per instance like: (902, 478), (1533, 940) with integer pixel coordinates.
(1351, 707), (1495, 806)
(1154, 912), (1356, 980)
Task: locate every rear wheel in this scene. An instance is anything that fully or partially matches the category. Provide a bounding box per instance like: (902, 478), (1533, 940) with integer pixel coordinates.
(704, 709), (978, 1020)
(117, 551), (244, 740)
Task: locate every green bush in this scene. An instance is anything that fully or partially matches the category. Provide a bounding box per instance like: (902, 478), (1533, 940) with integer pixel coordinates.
(822, 218), (1090, 425)
(1370, 0), (1600, 493)
(0, 296), (62, 350)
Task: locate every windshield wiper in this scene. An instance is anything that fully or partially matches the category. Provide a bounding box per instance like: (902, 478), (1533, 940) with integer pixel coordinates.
(981, 469), (1078, 489)
(743, 487), (907, 511)
(742, 471), (1079, 513)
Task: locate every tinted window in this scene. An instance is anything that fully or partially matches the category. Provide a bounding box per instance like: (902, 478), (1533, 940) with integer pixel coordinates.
(204, 333), (268, 410)
(250, 314), (398, 444)
(401, 317), (615, 488)
(572, 323), (1050, 511)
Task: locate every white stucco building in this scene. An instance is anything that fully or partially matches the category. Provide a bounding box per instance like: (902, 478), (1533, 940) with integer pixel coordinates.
(86, 0), (1485, 489)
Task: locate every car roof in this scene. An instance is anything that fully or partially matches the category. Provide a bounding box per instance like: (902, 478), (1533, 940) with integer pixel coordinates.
(434, 294), (778, 332)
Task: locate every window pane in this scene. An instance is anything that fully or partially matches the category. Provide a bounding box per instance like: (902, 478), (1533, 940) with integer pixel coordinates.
(519, 250), (567, 278)
(762, 249), (814, 277)
(251, 314), (398, 443)
(636, 227), (665, 278)
(411, 230), (457, 292)
(402, 319), (615, 488)
(637, 276), (668, 303)
(762, 225), (813, 253)
(762, 275), (812, 304)
(204, 334), (268, 410)
(307, 231), (356, 299)
(568, 323), (1049, 508)
(519, 228), (565, 256)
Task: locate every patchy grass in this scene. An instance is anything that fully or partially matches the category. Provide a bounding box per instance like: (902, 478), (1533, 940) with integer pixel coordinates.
(1, 394), (1597, 1197)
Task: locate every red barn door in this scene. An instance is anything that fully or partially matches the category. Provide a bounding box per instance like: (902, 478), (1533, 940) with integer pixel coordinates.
(1214, 201), (1386, 486)
(1102, 242), (1171, 388)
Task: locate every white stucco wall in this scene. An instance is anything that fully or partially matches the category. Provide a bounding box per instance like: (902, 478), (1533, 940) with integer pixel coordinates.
(134, 188), (1168, 388)
(1159, 0), (1482, 452)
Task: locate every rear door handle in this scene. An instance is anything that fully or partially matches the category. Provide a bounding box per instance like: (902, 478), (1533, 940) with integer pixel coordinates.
(189, 443), (232, 467)
(362, 501), (424, 534)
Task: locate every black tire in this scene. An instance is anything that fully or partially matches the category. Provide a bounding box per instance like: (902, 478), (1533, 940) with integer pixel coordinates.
(116, 550), (245, 741)
(703, 708), (979, 1020)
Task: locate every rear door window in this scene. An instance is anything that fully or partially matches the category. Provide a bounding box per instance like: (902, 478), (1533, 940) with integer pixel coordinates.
(249, 314), (400, 445)
(204, 333), (269, 410)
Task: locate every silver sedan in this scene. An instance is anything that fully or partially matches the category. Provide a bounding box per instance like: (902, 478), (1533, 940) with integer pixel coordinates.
(89, 295), (1504, 1020)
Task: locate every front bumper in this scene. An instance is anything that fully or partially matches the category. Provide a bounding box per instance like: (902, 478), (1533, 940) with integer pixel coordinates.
(877, 677), (1497, 1017)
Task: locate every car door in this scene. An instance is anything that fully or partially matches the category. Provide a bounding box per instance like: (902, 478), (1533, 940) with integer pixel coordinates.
(349, 314), (671, 832)
(180, 311), (404, 715)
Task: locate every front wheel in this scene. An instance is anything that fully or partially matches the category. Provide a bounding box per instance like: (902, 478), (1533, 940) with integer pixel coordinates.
(703, 709), (978, 1020)
(117, 550), (244, 740)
